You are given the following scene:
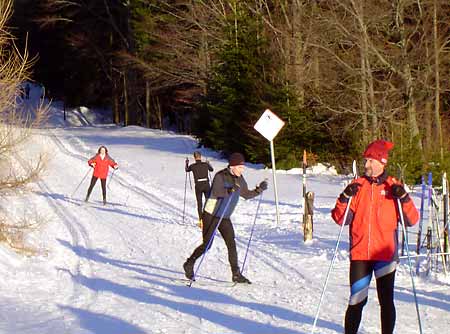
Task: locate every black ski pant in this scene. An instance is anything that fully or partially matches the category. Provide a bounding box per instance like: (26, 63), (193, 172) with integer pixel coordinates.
(188, 212), (239, 273)
(195, 182), (211, 219)
(345, 260), (396, 334)
(86, 176), (107, 201)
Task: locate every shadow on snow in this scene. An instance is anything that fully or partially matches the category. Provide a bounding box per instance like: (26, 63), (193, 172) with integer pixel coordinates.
(57, 239), (343, 334)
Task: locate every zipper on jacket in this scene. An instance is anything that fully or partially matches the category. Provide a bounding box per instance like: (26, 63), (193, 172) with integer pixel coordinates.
(368, 183), (373, 258)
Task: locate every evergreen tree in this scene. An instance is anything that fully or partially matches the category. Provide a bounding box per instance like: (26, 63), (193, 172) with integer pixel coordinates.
(195, 4), (333, 167)
(195, 7), (268, 160)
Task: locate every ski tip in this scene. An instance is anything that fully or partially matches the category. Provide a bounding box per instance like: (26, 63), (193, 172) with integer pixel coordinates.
(352, 160), (358, 179)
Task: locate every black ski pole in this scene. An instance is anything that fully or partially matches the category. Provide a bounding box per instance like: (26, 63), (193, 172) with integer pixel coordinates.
(182, 170), (188, 224)
(241, 191), (264, 275)
(189, 196), (233, 287)
(71, 168), (92, 198)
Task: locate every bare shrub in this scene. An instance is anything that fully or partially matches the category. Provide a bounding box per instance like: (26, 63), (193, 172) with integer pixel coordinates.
(0, 0), (49, 253)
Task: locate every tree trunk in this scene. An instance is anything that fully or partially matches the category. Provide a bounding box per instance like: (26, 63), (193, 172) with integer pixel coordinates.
(360, 46), (369, 143)
(109, 31), (120, 124)
(424, 101), (433, 155)
(117, 0), (138, 126)
(366, 57), (377, 139)
(145, 80), (151, 128)
(395, 0), (422, 150)
(113, 79), (120, 124)
(155, 95), (162, 129)
(405, 66), (421, 150)
(355, 1), (374, 143)
(433, 0), (443, 160)
(123, 73), (129, 126)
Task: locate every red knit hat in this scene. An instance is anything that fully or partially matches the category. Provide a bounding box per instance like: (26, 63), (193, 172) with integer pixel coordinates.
(363, 140), (394, 164)
(229, 152), (245, 166)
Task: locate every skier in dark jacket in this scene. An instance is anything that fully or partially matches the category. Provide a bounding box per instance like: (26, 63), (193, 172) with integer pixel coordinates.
(183, 152), (268, 284)
(185, 151), (214, 226)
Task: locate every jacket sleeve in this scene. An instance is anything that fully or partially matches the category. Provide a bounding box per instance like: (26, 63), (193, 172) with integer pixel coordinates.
(88, 155), (97, 166)
(185, 164), (191, 172)
(239, 177), (260, 200)
(107, 155), (118, 168)
(207, 162), (214, 172)
(331, 193), (355, 226)
(398, 196), (419, 227)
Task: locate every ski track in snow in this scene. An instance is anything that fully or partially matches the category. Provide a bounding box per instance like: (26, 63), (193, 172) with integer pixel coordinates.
(38, 124), (329, 333)
(12, 148), (98, 332)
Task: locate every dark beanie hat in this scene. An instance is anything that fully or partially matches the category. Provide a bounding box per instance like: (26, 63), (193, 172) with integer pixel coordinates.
(229, 152), (245, 166)
(363, 140), (394, 164)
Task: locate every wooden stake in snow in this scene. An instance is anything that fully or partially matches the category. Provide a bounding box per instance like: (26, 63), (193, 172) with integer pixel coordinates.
(303, 150), (314, 242)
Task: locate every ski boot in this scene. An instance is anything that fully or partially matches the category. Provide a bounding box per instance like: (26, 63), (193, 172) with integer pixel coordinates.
(183, 259), (195, 280)
(232, 271), (251, 284)
(103, 199), (107, 206)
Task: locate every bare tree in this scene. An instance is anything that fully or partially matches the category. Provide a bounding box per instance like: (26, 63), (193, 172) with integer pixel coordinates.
(0, 0), (48, 253)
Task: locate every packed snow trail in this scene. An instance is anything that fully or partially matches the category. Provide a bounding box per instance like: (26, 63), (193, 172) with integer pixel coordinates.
(0, 91), (449, 333)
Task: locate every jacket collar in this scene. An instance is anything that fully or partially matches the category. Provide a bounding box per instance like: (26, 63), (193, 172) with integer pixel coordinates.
(363, 169), (388, 185)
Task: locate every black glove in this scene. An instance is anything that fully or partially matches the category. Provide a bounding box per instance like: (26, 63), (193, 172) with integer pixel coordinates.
(256, 180), (268, 193)
(391, 184), (407, 199)
(343, 183), (361, 198)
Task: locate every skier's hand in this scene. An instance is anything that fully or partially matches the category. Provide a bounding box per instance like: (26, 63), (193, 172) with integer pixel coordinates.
(90, 162), (96, 168)
(343, 182), (361, 198)
(114, 165), (118, 170)
(256, 180), (268, 193)
(391, 184), (407, 199)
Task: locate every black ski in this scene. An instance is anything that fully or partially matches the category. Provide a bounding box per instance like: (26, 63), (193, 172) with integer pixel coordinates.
(171, 277), (237, 288)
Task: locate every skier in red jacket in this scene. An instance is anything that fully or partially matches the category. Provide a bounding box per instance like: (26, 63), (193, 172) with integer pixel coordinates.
(85, 145), (118, 205)
(331, 140), (419, 334)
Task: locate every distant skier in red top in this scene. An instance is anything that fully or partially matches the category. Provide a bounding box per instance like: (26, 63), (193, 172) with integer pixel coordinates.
(85, 145), (118, 205)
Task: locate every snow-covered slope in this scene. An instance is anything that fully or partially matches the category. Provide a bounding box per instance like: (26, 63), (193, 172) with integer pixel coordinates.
(0, 90), (449, 334)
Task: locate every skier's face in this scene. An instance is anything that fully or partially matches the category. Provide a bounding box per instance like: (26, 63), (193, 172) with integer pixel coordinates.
(230, 165), (244, 177)
(364, 158), (384, 177)
(99, 147), (106, 155)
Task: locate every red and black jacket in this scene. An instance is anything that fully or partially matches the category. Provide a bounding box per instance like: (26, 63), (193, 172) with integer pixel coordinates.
(331, 171), (419, 261)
